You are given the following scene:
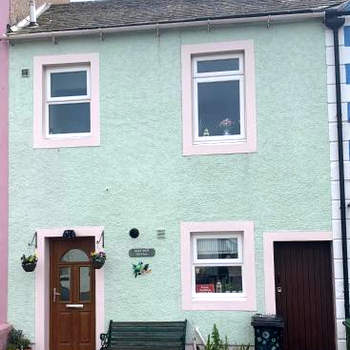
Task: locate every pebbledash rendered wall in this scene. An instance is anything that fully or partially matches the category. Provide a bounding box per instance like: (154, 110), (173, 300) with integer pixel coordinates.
(8, 20), (332, 346)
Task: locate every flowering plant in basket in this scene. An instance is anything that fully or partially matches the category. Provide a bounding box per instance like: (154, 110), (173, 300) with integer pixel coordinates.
(90, 251), (106, 269)
(21, 254), (38, 272)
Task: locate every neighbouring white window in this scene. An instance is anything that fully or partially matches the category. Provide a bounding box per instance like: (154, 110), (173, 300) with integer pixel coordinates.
(181, 41), (256, 156)
(33, 53), (100, 148)
(45, 66), (91, 136)
(193, 54), (245, 143)
(180, 221), (256, 311)
(192, 233), (244, 298)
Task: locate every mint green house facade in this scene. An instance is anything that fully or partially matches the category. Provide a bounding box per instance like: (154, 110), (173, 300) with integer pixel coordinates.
(6, 1), (343, 349)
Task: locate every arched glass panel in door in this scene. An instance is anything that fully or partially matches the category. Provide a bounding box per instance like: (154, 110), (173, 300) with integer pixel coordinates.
(61, 248), (89, 262)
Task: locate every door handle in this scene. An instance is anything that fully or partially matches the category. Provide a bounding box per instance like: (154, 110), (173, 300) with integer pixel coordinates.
(66, 304), (84, 309)
(276, 286), (283, 293)
(53, 288), (61, 303)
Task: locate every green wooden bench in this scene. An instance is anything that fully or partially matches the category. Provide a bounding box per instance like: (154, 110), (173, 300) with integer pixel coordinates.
(100, 320), (187, 350)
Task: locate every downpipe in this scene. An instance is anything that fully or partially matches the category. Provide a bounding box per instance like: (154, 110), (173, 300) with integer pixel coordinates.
(325, 9), (349, 320)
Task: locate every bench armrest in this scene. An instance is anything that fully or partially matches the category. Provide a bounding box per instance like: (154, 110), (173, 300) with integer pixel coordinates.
(100, 333), (109, 350)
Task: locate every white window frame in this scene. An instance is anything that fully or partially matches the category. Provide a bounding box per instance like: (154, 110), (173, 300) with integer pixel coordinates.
(45, 65), (92, 139)
(181, 40), (256, 156)
(180, 221), (256, 311)
(191, 232), (245, 301)
(33, 53), (100, 149)
(192, 233), (243, 264)
(192, 53), (246, 144)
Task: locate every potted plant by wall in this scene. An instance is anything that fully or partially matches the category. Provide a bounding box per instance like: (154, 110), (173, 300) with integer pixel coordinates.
(90, 251), (106, 269)
(7, 328), (32, 350)
(21, 253), (38, 272)
(205, 324), (229, 350)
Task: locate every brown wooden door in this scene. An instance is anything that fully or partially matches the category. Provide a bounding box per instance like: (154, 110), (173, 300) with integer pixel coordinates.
(274, 241), (335, 350)
(50, 237), (95, 350)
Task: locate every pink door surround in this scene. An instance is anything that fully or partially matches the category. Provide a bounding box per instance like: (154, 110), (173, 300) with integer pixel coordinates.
(0, 0), (10, 347)
(263, 231), (333, 315)
(35, 227), (105, 350)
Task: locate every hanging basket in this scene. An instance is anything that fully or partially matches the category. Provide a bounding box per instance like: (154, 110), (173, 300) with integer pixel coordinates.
(91, 251), (106, 269)
(22, 261), (37, 272)
(21, 254), (38, 272)
(92, 258), (105, 269)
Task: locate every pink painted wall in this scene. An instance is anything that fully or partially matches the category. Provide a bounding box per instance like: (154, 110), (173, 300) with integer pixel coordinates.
(0, 0), (10, 347)
(0, 324), (10, 350)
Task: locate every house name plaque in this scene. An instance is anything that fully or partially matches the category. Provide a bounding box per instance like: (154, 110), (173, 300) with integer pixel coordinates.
(129, 248), (156, 257)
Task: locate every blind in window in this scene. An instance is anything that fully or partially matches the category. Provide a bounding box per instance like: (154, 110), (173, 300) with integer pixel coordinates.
(197, 238), (238, 259)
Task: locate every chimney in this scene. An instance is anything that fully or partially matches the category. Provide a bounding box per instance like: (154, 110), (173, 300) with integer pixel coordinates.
(11, 0), (69, 26)
(29, 0), (38, 27)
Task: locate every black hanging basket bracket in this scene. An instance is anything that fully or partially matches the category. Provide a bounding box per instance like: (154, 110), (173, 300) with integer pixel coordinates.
(28, 232), (37, 249)
(96, 230), (105, 248)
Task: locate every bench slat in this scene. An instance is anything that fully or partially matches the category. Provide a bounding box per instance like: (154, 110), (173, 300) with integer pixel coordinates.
(111, 328), (185, 333)
(111, 340), (183, 345)
(111, 325), (185, 331)
(109, 347), (183, 350)
(111, 322), (186, 327)
(111, 334), (184, 339)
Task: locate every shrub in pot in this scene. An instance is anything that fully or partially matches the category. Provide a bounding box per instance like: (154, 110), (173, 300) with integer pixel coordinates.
(7, 328), (32, 350)
(205, 324), (229, 350)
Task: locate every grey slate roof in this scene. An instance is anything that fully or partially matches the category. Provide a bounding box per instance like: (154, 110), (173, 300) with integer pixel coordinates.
(10, 0), (346, 34)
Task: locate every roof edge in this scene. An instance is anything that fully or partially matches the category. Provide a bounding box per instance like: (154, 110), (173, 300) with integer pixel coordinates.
(4, 9), (327, 41)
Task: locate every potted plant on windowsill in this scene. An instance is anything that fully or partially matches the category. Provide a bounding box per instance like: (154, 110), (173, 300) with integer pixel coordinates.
(90, 251), (106, 269)
(21, 253), (38, 272)
(219, 118), (234, 136)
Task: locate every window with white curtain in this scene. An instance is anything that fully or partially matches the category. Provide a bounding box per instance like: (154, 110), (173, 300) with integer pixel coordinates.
(192, 233), (243, 297)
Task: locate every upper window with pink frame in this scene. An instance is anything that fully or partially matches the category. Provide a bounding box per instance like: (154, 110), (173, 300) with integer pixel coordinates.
(33, 53), (100, 148)
(181, 41), (256, 156)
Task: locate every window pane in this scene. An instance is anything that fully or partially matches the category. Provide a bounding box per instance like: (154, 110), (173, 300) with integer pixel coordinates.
(61, 249), (89, 262)
(197, 238), (238, 259)
(59, 267), (71, 301)
(195, 266), (242, 293)
(197, 80), (241, 137)
(197, 58), (239, 73)
(49, 103), (90, 134)
(51, 71), (87, 97)
(80, 267), (91, 301)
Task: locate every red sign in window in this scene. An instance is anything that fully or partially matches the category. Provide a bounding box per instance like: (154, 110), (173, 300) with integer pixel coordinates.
(196, 284), (215, 293)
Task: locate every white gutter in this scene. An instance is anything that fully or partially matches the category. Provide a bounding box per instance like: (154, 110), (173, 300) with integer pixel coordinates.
(4, 11), (324, 41)
(10, 3), (50, 32)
